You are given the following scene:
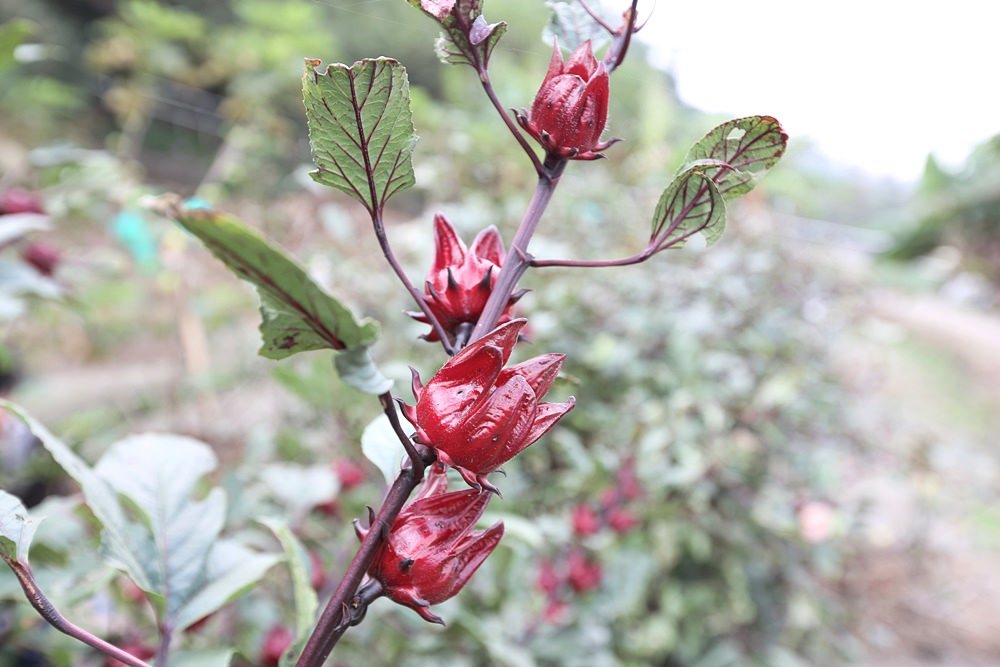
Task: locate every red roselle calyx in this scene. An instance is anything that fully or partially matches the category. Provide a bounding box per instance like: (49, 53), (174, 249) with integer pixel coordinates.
(410, 214), (519, 344)
(356, 467), (503, 624)
(516, 38), (615, 161)
(404, 318), (575, 492)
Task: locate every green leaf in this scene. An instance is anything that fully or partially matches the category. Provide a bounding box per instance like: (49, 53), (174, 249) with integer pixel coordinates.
(169, 649), (235, 667)
(0, 19), (34, 71)
(171, 540), (280, 632)
(406, 0), (507, 67)
(259, 463), (339, 524)
(361, 411), (406, 485)
(304, 58), (417, 216)
(260, 518), (318, 661)
(169, 205), (378, 358)
(0, 490), (37, 563)
(651, 168), (726, 247)
(93, 434), (227, 624)
(0, 213), (48, 247)
(0, 408), (275, 633)
(543, 0), (612, 53)
(0, 401), (154, 591)
(334, 346), (394, 395)
(681, 116), (787, 198)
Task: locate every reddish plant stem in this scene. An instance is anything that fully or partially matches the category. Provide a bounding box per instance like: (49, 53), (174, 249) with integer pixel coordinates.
(531, 222), (709, 270)
(477, 69), (546, 176)
(603, 0), (641, 72)
(468, 158), (567, 343)
(295, 456), (431, 667)
(3, 558), (153, 667)
(379, 391), (422, 470)
(155, 626), (173, 667)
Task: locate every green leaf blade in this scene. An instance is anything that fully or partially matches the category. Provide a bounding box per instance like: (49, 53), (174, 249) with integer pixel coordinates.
(0, 401), (154, 590)
(682, 115), (788, 198)
(304, 58), (417, 215)
(544, 0), (612, 53)
(171, 540), (281, 632)
(260, 518), (319, 656)
(651, 169), (727, 247)
(169, 206), (378, 358)
(0, 490), (37, 563)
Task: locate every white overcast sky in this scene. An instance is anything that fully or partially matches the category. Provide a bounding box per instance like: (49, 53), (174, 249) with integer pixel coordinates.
(638, 0), (999, 182)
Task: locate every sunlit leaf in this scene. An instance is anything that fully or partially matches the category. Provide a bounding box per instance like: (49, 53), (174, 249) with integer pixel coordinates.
(0, 401), (154, 591)
(651, 168), (726, 247)
(304, 58), (417, 216)
(94, 434), (228, 623)
(681, 116), (787, 198)
(171, 540), (280, 632)
(0, 490), (37, 563)
(361, 411), (406, 486)
(259, 463), (338, 524)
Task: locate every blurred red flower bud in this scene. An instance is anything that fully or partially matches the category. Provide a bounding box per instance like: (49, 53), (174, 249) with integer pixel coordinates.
(357, 471), (503, 624)
(404, 319), (575, 492)
(517, 38), (614, 160)
(260, 625), (294, 667)
(0, 187), (44, 216)
(566, 549), (602, 594)
(309, 549), (327, 591)
(22, 241), (60, 277)
(616, 457), (643, 500)
(410, 214), (518, 344)
(536, 558), (561, 595)
(608, 507), (639, 534)
(543, 598), (570, 623)
(334, 458), (366, 490)
(571, 503), (601, 537)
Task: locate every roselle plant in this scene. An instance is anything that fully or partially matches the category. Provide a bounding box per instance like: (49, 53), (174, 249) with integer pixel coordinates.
(0, 1), (788, 665)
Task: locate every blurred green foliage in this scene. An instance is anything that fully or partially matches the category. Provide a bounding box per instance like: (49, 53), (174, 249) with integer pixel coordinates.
(888, 136), (1000, 281)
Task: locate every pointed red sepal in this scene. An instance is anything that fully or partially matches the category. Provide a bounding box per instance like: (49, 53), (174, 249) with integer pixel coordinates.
(470, 225), (504, 265)
(432, 213), (466, 273)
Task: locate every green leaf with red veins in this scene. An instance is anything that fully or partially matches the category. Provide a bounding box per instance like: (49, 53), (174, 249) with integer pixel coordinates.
(681, 115), (788, 199)
(651, 168), (727, 248)
(169, 206), (378, 362)
(0, 490), (36, 564)
(303, 58), (417, 216)
(543, 0), (612, 53)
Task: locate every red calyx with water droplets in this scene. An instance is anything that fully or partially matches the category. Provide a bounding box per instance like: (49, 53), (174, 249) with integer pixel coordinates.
(516, 38), (614, 160)
(356, 466), (503, 625)
(404, 318), (575, 492)
(410, 214), (519, 344)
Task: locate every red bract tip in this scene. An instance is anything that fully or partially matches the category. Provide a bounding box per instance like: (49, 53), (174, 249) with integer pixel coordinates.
(367, 472), (503, 624)
(405, 320), (574, 492)
(410, 214), (517, 343)
(517, 38), (615, 160)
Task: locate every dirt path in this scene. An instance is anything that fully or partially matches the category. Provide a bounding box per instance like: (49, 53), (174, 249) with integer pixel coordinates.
(848, 289), (1000, 667)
